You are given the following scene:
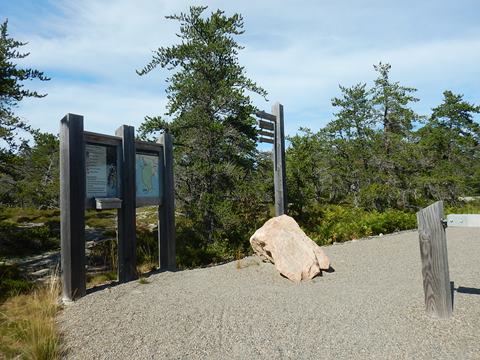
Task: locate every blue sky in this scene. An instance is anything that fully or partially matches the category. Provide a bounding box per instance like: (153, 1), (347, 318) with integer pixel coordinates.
(2, 0), (480, 138)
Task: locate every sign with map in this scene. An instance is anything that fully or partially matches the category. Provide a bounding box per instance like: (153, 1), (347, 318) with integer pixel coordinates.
(85, 144), (118, 198)
(136, 152), (161, 198)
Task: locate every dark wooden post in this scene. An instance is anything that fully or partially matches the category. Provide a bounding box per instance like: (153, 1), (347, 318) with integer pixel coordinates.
(416, 201), (453, 318)
(116, 125), (137, 282)
(158, 132), (176, 270)
(272, 102), (287, 216)
(60, 113), (86, 301)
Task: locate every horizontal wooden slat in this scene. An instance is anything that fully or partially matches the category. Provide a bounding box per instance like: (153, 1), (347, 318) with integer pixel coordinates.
(259, 137), (274, 144)
(256, 111), (276, 122)
(258, 120), (274, 131)
(136, 197), (162, 207)
(258, 130), (274, 138)
(135, 140), (163, 153)
(84, 131), (122, 147)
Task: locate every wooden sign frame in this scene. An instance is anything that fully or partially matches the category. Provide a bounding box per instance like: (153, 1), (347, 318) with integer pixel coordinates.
(60, 113), (176, 301)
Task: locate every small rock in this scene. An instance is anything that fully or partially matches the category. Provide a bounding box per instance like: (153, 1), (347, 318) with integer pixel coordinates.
(249, 215), (330, 282)
(30, 268), (50, 277)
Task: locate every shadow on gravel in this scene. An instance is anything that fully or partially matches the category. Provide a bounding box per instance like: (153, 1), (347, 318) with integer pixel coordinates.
(456, 286), (480, 295)
(324, 266), (335, 273)
(86, 268), (177, 295)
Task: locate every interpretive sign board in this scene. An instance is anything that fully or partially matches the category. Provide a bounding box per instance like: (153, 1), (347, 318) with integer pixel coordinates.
(135, 140), (165, 207)
(136, 152), (161, 198)
(60, 113), (176, 302)
(85, 144), (118, 199)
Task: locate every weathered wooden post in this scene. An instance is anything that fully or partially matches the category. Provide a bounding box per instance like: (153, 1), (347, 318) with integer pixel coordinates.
(116, 125), (137, 282)
(416, 201), (453, 318)
(256, 103), (287, 216)
(60, 113), (86, 301)
(272, 102), (287, 216)
(158, 132), (176, 270)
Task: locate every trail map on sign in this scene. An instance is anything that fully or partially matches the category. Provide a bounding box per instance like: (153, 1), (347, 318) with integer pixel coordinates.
(136, 153), (160, 198)
(86, 144), (117, 198)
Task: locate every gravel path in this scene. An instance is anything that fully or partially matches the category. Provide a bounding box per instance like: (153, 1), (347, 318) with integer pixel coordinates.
(60, 228), (480, 359)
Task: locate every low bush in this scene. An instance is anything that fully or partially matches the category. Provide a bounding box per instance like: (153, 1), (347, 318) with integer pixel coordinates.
(0, 264), (34, 302)
(297, 204), (417, 245)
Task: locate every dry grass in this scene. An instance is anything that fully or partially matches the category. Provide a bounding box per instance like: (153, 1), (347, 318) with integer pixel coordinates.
(138, 277), (150, 285)
(0, 273), (62, 359)
(137, 261), (157, 275)
(235, 249), (243, 270)
(236, 255), (261, 270)
(86, 271), (117, 288)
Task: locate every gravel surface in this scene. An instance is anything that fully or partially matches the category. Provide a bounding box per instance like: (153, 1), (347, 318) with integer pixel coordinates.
(60, 228), (480, 359)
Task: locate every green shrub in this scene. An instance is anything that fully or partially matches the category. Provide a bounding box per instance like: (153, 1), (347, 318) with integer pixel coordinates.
(298, 204), (416, 245)
(0, 264), (34, 302)
(0, 221), (59, 257)
(445, 200), (480, 214)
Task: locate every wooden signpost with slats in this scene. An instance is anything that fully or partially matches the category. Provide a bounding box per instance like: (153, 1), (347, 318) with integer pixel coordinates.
(256, 102), (287, 216)
(60, 114), (176, 301)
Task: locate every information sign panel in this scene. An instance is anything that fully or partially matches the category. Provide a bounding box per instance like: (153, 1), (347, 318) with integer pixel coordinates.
(85, 144), (118, 198)
(135, 152), (161, 198)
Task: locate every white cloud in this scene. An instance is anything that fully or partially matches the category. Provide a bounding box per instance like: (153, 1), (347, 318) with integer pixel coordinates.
(7, 0), (480, 136)
(17, 81), (168, 135)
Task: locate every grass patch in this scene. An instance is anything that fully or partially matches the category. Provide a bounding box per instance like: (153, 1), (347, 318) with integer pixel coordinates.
(0, 206), (60, 224)
(138, 277), (150, 285)
(84, 209), (116, 229)
(0, 274), (62, 359)
(0, 221), (59, 258)
(0, 264), (35, 303)
(86, 271), (117, 288)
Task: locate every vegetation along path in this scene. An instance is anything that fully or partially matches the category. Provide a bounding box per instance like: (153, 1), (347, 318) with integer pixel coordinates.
(60, 228), (480, 359)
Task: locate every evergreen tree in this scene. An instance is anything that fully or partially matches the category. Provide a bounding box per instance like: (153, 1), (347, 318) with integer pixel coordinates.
(369, 62), (421, 209)
(287, 128), (331, 217)
(0, 19), (49, 167)
(417, 91), (480, 201)
(325, 83), (374, 206)
(137, 7), (267, 250)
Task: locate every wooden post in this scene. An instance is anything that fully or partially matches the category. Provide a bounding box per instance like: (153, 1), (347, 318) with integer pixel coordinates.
(158, 132), (176, 270)
(272, 102), (287, 216)
(116, 125), (137, 282)
(60, 113), (86, 301)
(416, 201), (453, 318)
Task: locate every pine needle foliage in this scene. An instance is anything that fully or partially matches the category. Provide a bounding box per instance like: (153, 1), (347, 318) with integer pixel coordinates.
(138, 6), (269, 253)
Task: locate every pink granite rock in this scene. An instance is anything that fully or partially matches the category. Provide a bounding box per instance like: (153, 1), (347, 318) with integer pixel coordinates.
(249, 215), (330, 282)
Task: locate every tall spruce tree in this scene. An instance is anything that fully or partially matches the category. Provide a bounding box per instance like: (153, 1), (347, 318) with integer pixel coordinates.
(325, 83), (374, 206)
(137, 7), (267, 249)
(370, 63), (420, 209)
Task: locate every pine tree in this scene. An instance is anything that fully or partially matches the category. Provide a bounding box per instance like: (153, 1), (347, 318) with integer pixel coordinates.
(326, 83), (374, 206)
(417, 91), (480, 201)
(0, 19), (49, 175)
(137, 7), (267, 248)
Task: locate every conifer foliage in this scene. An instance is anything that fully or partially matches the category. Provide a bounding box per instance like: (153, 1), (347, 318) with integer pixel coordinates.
(0, 19), (49, 159)
(138, 6), (269, 251)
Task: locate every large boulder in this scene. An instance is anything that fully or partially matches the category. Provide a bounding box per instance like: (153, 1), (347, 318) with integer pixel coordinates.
(249, 215), (330, 282)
